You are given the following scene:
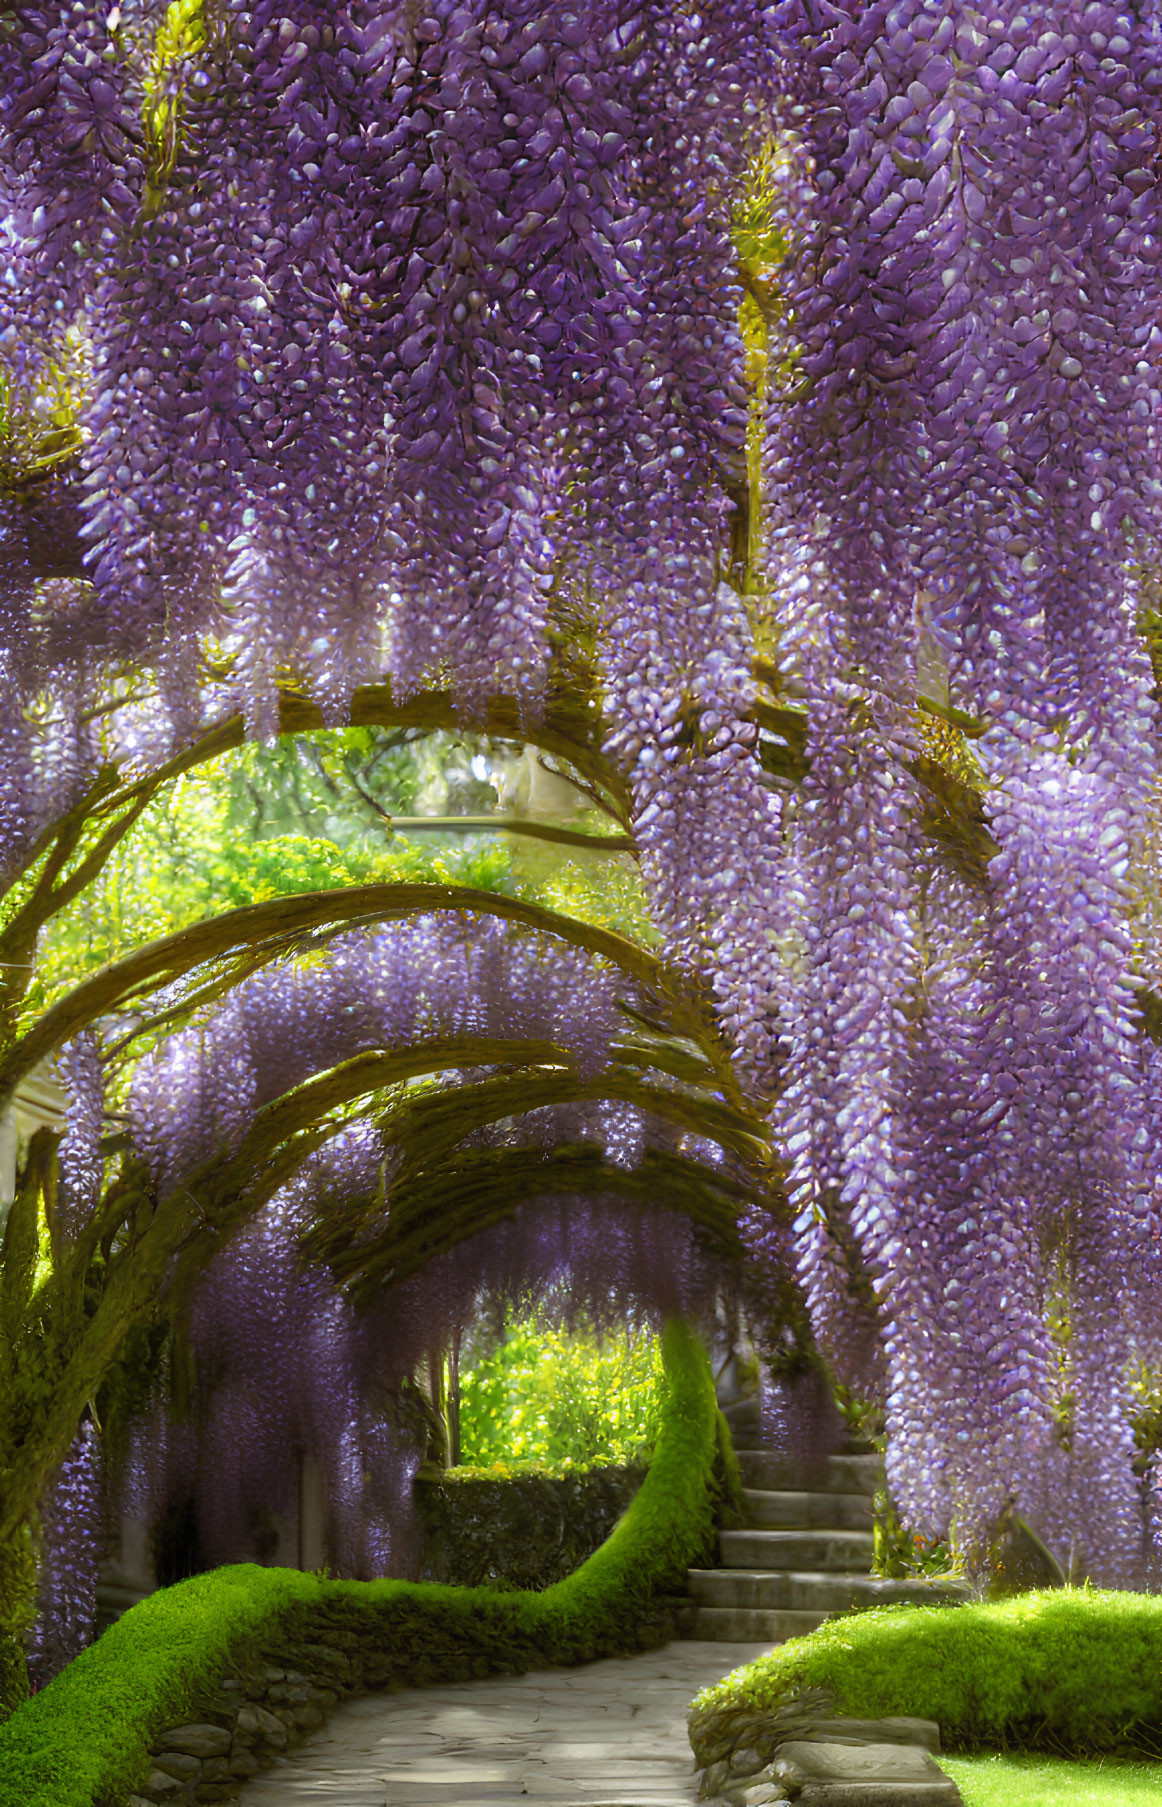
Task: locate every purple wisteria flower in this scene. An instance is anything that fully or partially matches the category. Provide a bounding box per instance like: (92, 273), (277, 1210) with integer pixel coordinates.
(760, 0), (1162, 1575)
(10, 1), (1162, 1595)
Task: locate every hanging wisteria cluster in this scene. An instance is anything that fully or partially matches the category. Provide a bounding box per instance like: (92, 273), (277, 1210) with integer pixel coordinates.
(125, 1175), (420, 1582)
(757, 0), (1162, 1583)
(112, 901), (722, 1582)
(48, 905), (729, 1623)
(10, 0), (1162, 1635)
(26, 1419), (101, 1686)
(126, 911), (628, 1187)
(121, 1099), (705, 1580)
(0, 0), (778, 899)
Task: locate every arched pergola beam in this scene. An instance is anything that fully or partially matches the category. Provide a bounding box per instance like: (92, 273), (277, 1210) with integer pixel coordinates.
(318, 1143), (749, 1306)
(5, 1033), (758, 1541)
(370, 1065), (766, 1182)
(0, 882), (717, 1115)
(2, 1036), (574, 1540)
(1, 681), (629, 935)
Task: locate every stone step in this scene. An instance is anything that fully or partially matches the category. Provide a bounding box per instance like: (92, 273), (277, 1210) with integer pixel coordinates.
(687, 1568), (966, 1613)
(720, 1395), (763, 1433)
(773, 1738), (962, 1806)
(736, 1449), (884, 1496)
(720, 1528), (876, 1572)
(676, 1603), (831, 1642)
(827, 1453), (886, 1494)
(744, 1487), (873, 1530)
(793, 1777), (963, 1805)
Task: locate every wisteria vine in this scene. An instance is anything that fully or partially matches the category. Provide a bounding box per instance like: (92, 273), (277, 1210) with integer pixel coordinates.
(9, 0), (1162, 1664)
(118, 923), (710, 1584)
(124, 1163), (702, 1583)
(126, 912), (629, 1184)
(758, 0), (1162, 1580)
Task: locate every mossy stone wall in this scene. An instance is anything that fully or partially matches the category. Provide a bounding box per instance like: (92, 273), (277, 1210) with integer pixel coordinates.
(0, 1319), (722, 1807)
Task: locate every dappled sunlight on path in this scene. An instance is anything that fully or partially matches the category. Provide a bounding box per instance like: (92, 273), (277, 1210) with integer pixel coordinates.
(235, 1640), (770, 1806)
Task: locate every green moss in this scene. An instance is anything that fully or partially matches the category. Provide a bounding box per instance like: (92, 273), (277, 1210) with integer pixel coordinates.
(0, 1565), (317, 1807)
(712, 1408), (749, 1530)
(0, 1535), (36, 1715)
(690, 1589), (1162, 1760)
(0, 1318), (718, 1807)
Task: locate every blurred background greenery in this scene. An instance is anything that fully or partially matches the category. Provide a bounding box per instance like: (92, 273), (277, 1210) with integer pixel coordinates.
(456, 1311), (664, 1471)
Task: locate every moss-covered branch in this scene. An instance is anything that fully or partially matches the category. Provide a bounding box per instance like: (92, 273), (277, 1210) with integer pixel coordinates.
(382, 814), (634, 851)
(313, 1143), (748, 1302)
(371, 1065), (767, 1182)
(0, 883), (675, 1110)
(0, 680), (631, 931)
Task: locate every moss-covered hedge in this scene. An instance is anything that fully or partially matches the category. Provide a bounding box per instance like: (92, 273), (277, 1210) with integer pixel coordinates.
(0, 1317), (726, 1807)
(689, 1589), (1162, 1760)
(415, 1460), (646, 1589)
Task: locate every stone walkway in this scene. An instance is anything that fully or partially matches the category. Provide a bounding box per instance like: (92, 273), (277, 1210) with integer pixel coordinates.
(236, 1640), (771, 1806)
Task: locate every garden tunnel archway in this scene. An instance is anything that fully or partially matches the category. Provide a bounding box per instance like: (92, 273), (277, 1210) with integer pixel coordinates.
(14, 893), (777, 1688)
(8, 0), (1162, 1747)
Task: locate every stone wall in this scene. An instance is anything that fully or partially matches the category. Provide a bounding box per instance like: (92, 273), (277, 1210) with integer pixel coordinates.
(414, 1462), (645, 1590)
(126, 1641), (373, 1805)
(122, 1466), (648, 1804)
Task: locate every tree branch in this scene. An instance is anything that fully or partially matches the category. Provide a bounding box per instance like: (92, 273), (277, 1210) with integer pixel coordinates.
(0, 883), (672, 1110)
(385, 1066), (766, 1175)
(384, 815), (634, 852)
(315, 1142), (748, 1302)
(0, 681), (630, 949)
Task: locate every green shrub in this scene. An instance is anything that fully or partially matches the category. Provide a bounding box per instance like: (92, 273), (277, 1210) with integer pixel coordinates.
(457, 1314), (664, 1467)
(689, 1589), (1162, 1760)
(415, 1462), (646, 1589)
(0, 1318), (722, 1807)
(0, 1565), (316, 1807)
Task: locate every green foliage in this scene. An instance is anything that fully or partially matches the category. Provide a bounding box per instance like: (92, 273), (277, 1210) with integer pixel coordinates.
(1126, 1361), (1162, 1476)
(524, 850), (657, 945)
(143, 0), (205, 182)
(205, 832), (511, 912)
(0, 1535), (36, 1714)
(22, 747), (515, 1027)
(415, 1463), (645, 1590)
(689, 1589), (1162, 1759)
(0, 329), (86, 485)
(713, 1405), (749, 1530)
(18, 724), (651, 1032)
(219, 728), (443, 845)
(458, 1314), (664, 1467)
(833, 1381), (884, 1445)
(0, 1320), (720, 1807)
(873, 1489), (959, 1582)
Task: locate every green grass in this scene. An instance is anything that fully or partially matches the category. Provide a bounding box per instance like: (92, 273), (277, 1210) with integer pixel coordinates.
(690, 1589), (1162, 1760)
(0, 1318), (728, 1807)
(940, 1751), (1162, 1805)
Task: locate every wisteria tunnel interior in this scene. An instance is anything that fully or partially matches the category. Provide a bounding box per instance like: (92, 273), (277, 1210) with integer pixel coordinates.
(7, 2), (1162, 1801)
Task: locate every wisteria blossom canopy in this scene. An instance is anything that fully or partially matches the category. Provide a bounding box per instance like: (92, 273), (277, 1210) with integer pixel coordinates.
(7, 0), (1162, 1601)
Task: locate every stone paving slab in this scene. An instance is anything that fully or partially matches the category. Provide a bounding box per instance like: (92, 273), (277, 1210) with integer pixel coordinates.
(237, 1640), (771, 1805)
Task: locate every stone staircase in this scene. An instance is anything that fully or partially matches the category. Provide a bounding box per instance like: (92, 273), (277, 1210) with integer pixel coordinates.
(682, 1393), (967, 1641)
